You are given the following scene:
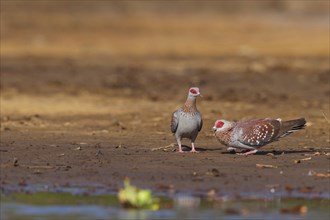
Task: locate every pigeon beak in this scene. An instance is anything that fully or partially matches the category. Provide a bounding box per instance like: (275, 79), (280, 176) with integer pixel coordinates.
(212, 126), (217, 132)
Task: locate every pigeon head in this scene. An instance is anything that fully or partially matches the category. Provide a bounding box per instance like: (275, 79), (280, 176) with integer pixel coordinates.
(212, 119), (232, 132)
(188, 87), (202, 97)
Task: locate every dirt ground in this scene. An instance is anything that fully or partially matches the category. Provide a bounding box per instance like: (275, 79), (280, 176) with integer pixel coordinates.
(1, 2), (329, 197)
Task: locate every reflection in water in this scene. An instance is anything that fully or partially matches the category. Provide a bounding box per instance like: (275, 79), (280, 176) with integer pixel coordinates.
(174, 195), (201, 209)
(1, 192), (329, 220)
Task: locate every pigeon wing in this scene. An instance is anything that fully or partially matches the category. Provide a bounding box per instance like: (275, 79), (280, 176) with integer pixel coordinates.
(171, 110), (180, 133)
(197, 112), (203, 132)
(237, 119), (280, 146)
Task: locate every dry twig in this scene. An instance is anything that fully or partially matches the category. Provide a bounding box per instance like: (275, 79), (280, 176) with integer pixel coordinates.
(256, 164), (277, 169)
(321, 111), (330, 124)
(151, 143), (176, 152)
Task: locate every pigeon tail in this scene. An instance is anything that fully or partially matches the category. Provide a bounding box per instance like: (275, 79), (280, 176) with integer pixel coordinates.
(279, 118), (306, 137)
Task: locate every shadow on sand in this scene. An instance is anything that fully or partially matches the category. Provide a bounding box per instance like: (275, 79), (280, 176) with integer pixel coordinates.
(181, 145), (314, 155)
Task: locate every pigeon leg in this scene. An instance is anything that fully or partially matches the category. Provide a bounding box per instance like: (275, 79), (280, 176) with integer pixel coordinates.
(236, 149), (258, 156)
(190, 142), (198, 153)
(176, 138), (184, 153)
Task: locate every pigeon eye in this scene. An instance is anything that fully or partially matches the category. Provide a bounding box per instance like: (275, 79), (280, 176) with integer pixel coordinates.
(216, 121), (224, 128)
(190, 89), (197, 94)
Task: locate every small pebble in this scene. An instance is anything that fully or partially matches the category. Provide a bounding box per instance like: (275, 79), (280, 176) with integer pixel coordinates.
(13, 157), (18, 167)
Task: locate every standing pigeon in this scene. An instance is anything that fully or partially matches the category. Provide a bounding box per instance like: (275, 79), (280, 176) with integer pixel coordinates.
(171, 87), (203, 153)
(212, 118), (306, 155)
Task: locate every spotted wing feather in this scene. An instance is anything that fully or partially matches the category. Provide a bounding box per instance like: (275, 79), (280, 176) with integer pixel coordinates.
(171, 110), (180, 133)
(237, 119), (281, 146)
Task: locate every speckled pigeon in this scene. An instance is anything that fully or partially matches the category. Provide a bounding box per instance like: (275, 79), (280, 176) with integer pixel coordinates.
(212, 118), (306, 155)
(171, 87), (203, 153)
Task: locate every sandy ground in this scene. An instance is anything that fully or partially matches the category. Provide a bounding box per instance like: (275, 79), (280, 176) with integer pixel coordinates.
(1, 2), (329, 197)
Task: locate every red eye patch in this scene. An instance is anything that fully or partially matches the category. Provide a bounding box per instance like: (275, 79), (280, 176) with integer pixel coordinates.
(216, 121), (224, 128)
(190, 89), (198, 94)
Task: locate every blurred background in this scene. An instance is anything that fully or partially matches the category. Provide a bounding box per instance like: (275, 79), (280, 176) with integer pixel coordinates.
(1, 1), (329, 57)
(1, 1), (329, 120)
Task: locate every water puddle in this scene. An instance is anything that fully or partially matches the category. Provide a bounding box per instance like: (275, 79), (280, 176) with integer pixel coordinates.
(1, 186), (329, 220)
